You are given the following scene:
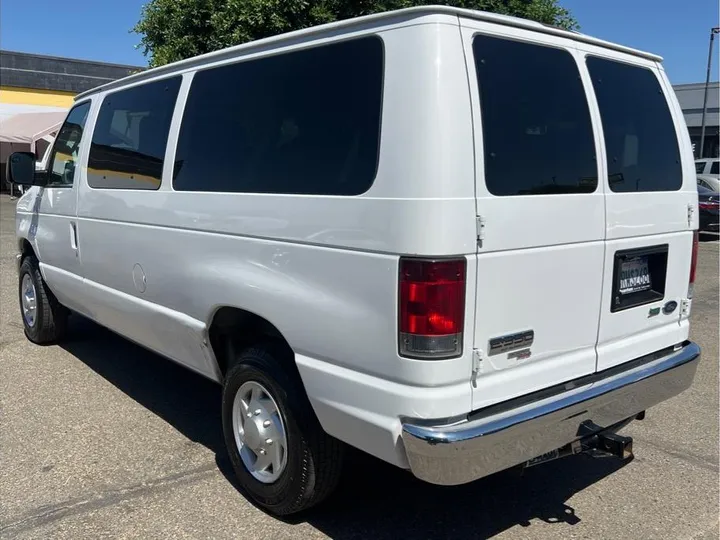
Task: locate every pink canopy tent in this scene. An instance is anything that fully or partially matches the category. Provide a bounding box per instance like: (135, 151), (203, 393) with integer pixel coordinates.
(0, 111), (67, 152)
(1, 111), (67, 193)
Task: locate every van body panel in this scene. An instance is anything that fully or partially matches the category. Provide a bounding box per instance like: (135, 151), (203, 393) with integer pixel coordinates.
(74, 209), (477, 390)
(76, 191), (477, 256)
(78, 271), (216, 379)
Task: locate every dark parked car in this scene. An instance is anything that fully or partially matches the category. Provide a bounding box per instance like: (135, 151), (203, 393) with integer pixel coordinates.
(698, 184), (719, 233)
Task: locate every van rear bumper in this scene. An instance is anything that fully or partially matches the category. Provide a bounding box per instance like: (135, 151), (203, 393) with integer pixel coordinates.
(401, 341), (700, 485)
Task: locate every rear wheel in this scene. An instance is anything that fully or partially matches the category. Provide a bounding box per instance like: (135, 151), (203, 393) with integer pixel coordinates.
(221, 344), (344, 515)
(18, 255), (68, 344)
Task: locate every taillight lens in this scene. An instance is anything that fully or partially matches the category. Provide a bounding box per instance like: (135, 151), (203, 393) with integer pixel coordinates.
(688, 231), (699, 299)
(698, 200), (719, 210)
(399, 258), (466, 359)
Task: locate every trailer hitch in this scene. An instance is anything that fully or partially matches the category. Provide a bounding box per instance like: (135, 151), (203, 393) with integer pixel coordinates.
(582, 430), (634, 460)
(523, 419), (635, 470)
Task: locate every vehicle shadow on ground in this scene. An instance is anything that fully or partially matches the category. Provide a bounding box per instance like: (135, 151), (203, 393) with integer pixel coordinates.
(61, 316), (629, 540)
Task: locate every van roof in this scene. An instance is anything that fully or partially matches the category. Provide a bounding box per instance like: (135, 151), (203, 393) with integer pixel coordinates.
(76, 5), (662, 101)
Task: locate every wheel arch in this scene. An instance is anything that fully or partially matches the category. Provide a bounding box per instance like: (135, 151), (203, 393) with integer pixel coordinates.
(18, 237), (36, 260)
(207, 306), (298, 381)
(17, 237), (37, 273)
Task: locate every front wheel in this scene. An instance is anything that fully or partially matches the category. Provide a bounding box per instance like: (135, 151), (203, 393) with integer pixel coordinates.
(18, 255), (68, 344)
(222, 344), (344, 515)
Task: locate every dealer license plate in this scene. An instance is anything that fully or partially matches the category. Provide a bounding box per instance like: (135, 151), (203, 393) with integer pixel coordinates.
(619, 256), (651, 295)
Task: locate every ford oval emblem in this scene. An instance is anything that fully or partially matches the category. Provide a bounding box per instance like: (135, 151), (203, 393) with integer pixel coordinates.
(663, 301), (678, 315)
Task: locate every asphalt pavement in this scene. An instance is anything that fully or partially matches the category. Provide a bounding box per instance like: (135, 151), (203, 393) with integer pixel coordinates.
(1, 193), (718, 539)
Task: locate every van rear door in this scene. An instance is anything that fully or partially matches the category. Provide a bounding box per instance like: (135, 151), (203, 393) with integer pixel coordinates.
(578, 48), (697, 371)
(460, 22), (606, 410)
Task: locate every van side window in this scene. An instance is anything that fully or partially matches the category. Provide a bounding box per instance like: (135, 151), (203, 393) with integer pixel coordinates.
(173, 36), (383, 195)
(711, 161), (719, 175)
(587, 58), (681, 192)
(695, 162), (706, 174)
(472, 36), (597, 196)
(46, 102), (91, 187)
(88, 77), (181, 190)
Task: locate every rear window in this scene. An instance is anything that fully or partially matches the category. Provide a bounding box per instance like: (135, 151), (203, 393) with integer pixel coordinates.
(587, 58), (681, 192)
(472, 35), (597, 196)
(711, 161), (719, 174)
(173, 36), (383, 195)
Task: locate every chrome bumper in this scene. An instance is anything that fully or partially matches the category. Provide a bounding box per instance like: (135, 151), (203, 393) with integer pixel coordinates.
(401, 341), (701, 486)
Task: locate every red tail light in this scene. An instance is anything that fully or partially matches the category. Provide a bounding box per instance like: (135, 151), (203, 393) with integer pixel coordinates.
(688, 231), (699, 299)
(399, 258), (466, 359)
(698, 200), (719, 210)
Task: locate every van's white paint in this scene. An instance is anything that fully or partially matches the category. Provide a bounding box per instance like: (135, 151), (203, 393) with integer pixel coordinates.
(15, 7), (696, 469)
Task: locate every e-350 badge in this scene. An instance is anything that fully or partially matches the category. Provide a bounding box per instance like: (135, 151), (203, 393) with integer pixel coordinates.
(488, 330), (534, 356)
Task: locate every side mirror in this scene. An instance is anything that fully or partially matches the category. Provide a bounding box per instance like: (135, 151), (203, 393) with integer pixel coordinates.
(6, 152), (38, 186)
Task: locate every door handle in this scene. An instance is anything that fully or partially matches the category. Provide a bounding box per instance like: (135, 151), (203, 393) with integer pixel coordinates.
(69, 222), (79, 256)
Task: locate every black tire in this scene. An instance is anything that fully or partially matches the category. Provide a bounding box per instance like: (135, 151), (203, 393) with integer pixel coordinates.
(222, 344), (344, 515)
(18, 255), (68, 344)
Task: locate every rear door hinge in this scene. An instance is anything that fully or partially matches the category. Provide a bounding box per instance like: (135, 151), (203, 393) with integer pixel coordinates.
(471, 348), (483, 387)
(476, 215), (486, 247)
(681, 298), (692, 317)
(687, 204), (694, 228)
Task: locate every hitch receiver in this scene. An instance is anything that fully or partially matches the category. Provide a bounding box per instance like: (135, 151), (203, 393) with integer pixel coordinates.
(523, 429), (634, 470)
(595, 431), (634, 459)
(583, 431), (634, 460)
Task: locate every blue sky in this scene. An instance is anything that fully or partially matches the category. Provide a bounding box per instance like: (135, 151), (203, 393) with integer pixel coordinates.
(0, 0), (717, 84)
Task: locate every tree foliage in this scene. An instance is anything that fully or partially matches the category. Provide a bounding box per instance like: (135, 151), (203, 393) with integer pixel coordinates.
(133, 0), (577, 67)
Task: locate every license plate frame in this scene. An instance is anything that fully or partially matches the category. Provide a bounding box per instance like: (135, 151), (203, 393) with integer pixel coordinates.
(611, 244), (668, 313)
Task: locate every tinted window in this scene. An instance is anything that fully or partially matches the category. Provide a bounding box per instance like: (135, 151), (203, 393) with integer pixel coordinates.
(697, 184), (713, 195)
(711, 161), (719, 174)
(473, 36), (597, 196)
(173, 37), (383, 195)
(46, 102), (91, 186)
(695, 162), (706, 174)
(587, 58), (681, 192)
(88, 77), (181, 190)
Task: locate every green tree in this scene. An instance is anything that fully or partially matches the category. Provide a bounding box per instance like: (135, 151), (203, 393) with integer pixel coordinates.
(134, 0), (577, 67)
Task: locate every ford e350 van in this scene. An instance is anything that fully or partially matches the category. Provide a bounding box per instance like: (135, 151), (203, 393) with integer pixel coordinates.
(8, 6), (701, 516)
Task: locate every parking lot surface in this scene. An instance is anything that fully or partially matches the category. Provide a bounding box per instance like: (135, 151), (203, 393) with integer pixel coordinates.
(1, 194), (718, 540)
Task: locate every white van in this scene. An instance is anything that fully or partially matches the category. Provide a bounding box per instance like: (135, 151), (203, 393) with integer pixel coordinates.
(9, 6), (701, 516)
